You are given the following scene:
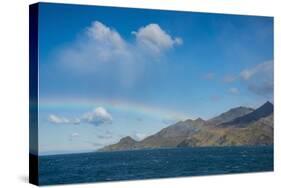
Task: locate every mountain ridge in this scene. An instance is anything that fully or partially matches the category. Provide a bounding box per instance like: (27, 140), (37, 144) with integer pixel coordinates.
(208, 106), (254, 125)
(98, 102), (273, 152)
(220, 101), (273, 127)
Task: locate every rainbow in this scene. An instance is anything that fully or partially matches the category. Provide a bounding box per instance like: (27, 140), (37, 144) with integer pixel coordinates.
(38, 97), (193, 120)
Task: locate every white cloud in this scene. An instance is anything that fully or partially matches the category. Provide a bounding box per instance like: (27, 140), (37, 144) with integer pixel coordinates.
(240, 60), (273, 96)
(229, 87), (239, 94)
(87, 21), (126, 50)
(59, 21), (131, 70)
(133, 23), (182, 55)
(221, 61), (273, 98)
(48, 107), (112, 126)
(59, 21), (182, 69)
(241, 61), (272, 80)
(85, 21), (129, 62)
(223, 75), (237, 83)
(48, 114), (70, 124)
(56, 21), (182, 88)
(81, 107), (112, 126)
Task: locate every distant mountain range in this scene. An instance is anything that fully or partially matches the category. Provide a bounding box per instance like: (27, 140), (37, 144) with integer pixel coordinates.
(98, 101), (273, 152)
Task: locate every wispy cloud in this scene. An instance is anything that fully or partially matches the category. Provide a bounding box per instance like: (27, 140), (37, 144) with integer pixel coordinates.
(228, 87), (240, 94)
(222, 60), (273, 98)
(240, 60), (273, 97)
(223, 74), (237, 83)
(48, 114), (71, 124)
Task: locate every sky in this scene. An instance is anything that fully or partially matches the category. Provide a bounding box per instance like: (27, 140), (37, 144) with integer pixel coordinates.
(37, 3), (273, 155)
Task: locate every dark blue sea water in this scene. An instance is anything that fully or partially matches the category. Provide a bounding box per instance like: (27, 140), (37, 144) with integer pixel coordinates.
(39, 146), (273, 185)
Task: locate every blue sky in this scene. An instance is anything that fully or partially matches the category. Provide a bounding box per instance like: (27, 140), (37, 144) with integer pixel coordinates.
(37, 3), (273, 155)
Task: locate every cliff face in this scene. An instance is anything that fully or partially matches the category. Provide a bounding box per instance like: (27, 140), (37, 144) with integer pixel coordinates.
(98, 102), (273, 152)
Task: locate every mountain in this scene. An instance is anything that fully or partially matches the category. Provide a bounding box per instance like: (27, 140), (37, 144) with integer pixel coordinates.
(208, 106), (254, 125)
(220, 101), (273, 128)
(136, 118), (206, 148)
(98, 136), (137, 152)
(98, 118), (206, 152)
(98, 102), (273, 152)
(178, 114), (273, 147)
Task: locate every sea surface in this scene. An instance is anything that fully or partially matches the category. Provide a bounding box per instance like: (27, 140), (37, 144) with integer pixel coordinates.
(39, 146), (273, 185)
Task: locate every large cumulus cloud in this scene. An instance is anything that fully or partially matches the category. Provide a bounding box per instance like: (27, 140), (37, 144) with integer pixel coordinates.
(55, 21), (183, 87)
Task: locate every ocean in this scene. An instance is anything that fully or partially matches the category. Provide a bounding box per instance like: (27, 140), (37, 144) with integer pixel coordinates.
(39, 146), (273, 185)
